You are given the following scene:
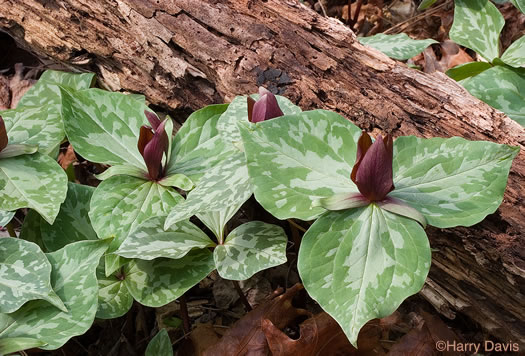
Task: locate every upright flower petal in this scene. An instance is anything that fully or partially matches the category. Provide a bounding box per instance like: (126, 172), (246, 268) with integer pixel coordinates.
(138, 125), (154, 157)
(247, 87), (284, 123)
(144, 110), (161, 131)
(351, 131), (373, 183)
(0, 116), (7, 153)
(143, 120), (168, 180)
(351, 133), (394, 202)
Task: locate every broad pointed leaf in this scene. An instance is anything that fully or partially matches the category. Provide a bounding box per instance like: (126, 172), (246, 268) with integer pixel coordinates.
(0, 210), (15, 227)
(40, 183), (97, 252)
(240, 110), (362, 221)
(165, 151), (252, 229)
(19, 210), (44, 250)
(390, 136), (518, 227)
(89, 175), (183, 275)
(0, 153), (67, 224)
(0, 238), (65, 314)
(449, 0), (504, 62)
(358, 33), (437, 60)
(217, 94), (301, 144)
(197, 205), (243, 243)
(0, 240), (109, 350)
(214, 221), (288, 280)
(501, 35), (525, 68)
(61, 88), (149, 168)
(461, 66), (525, 126)
(2, 70), (94, 155)
(96, 261), (133, 319)
(298, 206), (430, 346)
(116, 216), (215, 260)
(510, 0), (525, 13)
(146, 329), (173, 356)
(166, 104), (232, 181)
(124, 249), (215, 307)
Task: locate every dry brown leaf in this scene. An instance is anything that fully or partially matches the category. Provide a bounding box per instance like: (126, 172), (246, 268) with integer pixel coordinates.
(203, 284), (308, 356)
(58, 144), (77, 170)
(438, 40), (473, 71)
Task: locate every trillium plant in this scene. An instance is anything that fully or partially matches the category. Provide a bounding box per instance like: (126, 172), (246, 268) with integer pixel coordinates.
(0, 70), (519, 353)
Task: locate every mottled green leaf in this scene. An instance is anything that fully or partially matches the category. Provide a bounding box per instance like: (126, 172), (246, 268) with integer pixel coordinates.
(40, 183), (96, 252)
(165, 151), (252, 230)
(166, 104), (232, 182)
(0, 153), (67, 224)
(214, 221), (288, 280)
(89, 175), (183, 275)
(0, 240), (109, 350)
(197, 206), (242, 244)
(217, 94), (301, 145)
(446, 61), (492, 81)
(61, 88), (149, 168)
(0, 210), (15, 227)
(145, 329), (173, 356)
(116, 216), (215, 260)
(500, 35), (525, 68)
(240, 110), (362, 221)
(2, 70), (93, 155)
(0, 238), (65, 314)
(298, 206), (430, 346)
(18, 70), (94, 108)
(0, 337), (46, 355)
(96, 261), (133, 319)
(390, 136), (518, 228)
(358, 33), (437, 60)
(124, 249), (215, 307)
(95, 164), (146, 181)
(449, 0), (504, 62)
(158, 173), (194, 190)
(461, 66), (525, 126)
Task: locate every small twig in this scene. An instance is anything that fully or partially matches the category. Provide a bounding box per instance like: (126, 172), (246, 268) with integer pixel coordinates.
(179, 295), (191, 336)
(318, 0), (328, 17)
(384, 0), (450, 34)
(351, 0), (363, 29)
(6, 222), (16, 237)
(232, 280), (252, 311)
(287, 219), (307, 233)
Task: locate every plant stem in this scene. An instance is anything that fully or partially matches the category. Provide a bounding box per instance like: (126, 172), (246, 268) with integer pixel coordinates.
(179, 295), (191, 336)
(6, 222), (16, 237)
(232, 280), (252, 311)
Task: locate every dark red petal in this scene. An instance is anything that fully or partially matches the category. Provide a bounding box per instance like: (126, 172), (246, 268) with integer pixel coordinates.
(355, 135), (395, 201)
(143, 120), (168, 180)
(0, 116), (7, 152)
(144, 110), (161, 130)
(251, 89), (284, 123)
(351, 131), (373, 183)
(247, 96), (256, 123)
(138, 125), (154, 157)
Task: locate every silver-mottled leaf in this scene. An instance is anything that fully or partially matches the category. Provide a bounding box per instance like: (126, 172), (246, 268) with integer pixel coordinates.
(240, 110), (362, 221)
(391, 136), (518, 227)
(358, 33), (437, 60)
(124, 249), (215, 307)
(0, 211), (15, 227)
(214, 221), (288, 280)
(0, 240), (109, 350)
(0, 238), (65, 314)
(449, 0), (504, 62)
(116, 216), (215, 260)
(298, 206), (430, 346)
(501, 35), (525, 67)
(145, 329), (173, 356)
(96, 261), (133, 319)
(0, 153), (67, 224)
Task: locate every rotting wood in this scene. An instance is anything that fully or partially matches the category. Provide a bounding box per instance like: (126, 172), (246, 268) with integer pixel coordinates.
(1, 0), (524, 346)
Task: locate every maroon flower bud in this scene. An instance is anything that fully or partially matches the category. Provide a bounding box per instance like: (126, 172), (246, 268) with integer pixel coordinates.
(0, 116), (7, 153)
(138, 111), (169, 181)
(350, 131), (395, 202)
(247, 87), (284, 123)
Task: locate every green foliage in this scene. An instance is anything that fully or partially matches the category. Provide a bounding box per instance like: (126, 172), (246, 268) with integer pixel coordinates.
(145, 329), (173, 356)
(358, 33), (437, 60)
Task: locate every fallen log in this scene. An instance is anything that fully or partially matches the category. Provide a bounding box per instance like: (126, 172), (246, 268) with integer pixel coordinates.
(1, 0), (524, 346)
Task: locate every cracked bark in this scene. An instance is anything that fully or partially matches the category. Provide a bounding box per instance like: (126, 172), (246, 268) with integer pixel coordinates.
(1, 0), (524, 347)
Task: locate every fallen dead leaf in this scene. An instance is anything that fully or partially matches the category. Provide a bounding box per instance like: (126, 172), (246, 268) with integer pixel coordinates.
(58, 144), (78, 170)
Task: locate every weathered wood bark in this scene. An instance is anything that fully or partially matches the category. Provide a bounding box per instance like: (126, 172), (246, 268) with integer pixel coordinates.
(1, 0), (524, 346)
